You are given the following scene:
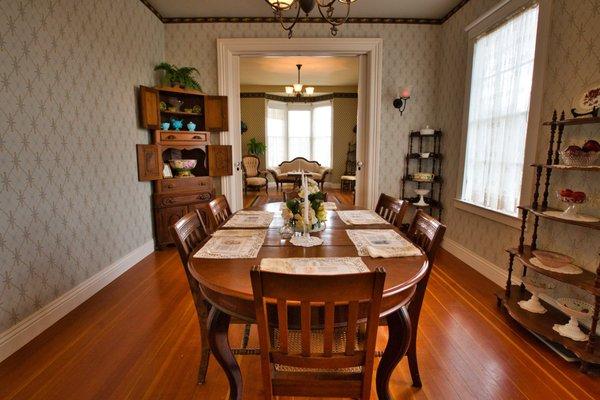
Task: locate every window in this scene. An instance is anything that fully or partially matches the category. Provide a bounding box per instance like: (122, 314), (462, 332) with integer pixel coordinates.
(460, 2), (540, 218)
(266, 100), (333, 167)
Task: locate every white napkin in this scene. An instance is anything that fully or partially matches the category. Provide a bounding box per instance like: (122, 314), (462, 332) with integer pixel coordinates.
(366, 244), (422, 258)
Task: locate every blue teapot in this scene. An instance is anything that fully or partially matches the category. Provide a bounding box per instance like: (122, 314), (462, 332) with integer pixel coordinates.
(187, 121), (197, 131)
(160, 122), (170, 130)
(171, 118), (183, 131)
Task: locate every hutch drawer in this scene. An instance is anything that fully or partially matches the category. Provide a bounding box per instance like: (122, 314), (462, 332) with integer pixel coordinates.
(157, 176), (212, 193)
(153, 191), (213, 209)
(157, 131), (209, 145)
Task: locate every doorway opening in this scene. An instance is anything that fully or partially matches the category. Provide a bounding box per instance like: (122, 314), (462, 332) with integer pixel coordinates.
(217, 38), (383, 212)
(238, 56), (359, 207)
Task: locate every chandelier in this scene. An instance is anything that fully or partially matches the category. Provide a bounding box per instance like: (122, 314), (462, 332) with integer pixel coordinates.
(265, 0), (358, 38)
(285, 64), (314, 96)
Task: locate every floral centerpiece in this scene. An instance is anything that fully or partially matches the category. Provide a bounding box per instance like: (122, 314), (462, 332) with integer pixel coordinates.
(282, 178), (327, 232)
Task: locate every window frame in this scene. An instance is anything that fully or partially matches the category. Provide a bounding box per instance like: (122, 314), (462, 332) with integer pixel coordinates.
(265, 99), (334, 168)
(454, 0), (551, 229)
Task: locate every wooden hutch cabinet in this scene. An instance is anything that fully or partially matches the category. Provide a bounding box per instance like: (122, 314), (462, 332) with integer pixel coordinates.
(136, 86), (232, 249)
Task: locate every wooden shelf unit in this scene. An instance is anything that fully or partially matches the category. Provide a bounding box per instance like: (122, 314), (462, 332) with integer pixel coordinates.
(531, 163), (600, 171)
(496, 286), (600, 365)
(136, 85), (232, 249)
(400, 130), (443, 221)
(160, 110), (202, 117)
(506, 246), (599, 295)
(517, 205), (600, 230)
(498, 110), (600, 372)
(542, 116), (600, 126)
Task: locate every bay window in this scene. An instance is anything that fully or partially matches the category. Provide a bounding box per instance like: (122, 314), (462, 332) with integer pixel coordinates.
(266, 100), (333, 167)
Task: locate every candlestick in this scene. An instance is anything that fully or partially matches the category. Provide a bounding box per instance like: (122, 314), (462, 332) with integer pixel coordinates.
(303, 174), (310, 234)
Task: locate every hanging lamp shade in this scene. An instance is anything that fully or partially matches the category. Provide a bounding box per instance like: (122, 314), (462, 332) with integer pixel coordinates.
(265, 0), (296, 11)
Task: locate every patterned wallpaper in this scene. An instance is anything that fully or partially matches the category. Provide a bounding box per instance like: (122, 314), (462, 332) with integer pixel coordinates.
(164, 22), (442, 197)
(439, 0), (600, 285)
(332, 97), (358, 183)
(240, 97), (267, 169)
(0, 0), (163, 331)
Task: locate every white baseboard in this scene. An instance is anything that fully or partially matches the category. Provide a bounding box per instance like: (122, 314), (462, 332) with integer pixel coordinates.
(441, 238), (519, 288)
(0, 240), (155, 363)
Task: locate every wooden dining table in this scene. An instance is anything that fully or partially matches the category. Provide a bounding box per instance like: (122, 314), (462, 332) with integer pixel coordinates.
(188, 202), (429, 400)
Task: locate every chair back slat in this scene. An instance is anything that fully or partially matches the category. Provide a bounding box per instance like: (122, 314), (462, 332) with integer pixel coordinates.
(276, 299), (288, 354)
(375, 193), (409, 229)
(207, 195), (232, 231)
(345, 301), (359, 356)
(300, 301), (311, 357)
(407, 209), (446, 262)
(251, 267), (386, 399)
(323, 301), (335, 357)
(170, 211), (209, 267)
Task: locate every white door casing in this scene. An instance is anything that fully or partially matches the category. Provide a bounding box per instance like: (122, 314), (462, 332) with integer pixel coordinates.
(217, 38), (383, 211)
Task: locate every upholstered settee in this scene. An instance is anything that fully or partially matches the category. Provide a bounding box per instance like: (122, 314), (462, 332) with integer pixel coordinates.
(267, 157), (331, 191)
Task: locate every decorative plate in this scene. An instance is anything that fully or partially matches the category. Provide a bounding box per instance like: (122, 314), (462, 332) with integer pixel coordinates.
(573, 82), (600, 113)
(555, 297), (593, 320)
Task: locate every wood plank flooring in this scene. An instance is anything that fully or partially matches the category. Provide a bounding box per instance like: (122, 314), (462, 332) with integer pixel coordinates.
(0, 189), (598, 399)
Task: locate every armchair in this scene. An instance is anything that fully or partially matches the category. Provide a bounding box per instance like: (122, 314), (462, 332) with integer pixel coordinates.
(242, 155), (268, 194)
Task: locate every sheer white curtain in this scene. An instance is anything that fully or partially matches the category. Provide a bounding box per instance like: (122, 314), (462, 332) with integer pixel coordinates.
(461, 5), (539, 216)
(266, 100), (287, 167)
(265, 100), (333, 167)
(312, 100), (333, 167)
(287, 104), (312, 160)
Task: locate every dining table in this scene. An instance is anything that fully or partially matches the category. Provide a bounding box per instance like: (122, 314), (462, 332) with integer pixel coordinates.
(188, 202), (429, 400)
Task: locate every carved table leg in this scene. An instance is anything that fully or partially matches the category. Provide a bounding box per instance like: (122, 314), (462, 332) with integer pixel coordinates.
(376, 307), (412, 400)
(208, 307), (243, 400)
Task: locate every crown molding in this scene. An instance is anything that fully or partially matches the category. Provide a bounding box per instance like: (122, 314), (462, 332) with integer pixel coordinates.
(441, 0), (471, 23)
(139, 0), (163, 21)
(241, 92), (357, 102)
(138, 0), (472, 25)
(162, 16), (442, 25)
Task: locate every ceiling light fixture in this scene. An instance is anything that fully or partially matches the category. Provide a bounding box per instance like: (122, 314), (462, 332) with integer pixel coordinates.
(287, 64), (314, 97)
(265, 0), (357, 38)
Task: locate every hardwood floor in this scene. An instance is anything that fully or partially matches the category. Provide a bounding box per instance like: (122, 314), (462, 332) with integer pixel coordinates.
(0, 189), (598, 399)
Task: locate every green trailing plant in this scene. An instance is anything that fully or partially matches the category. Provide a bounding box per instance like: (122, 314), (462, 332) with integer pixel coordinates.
(247, 138), (267, 156)
(154, 62), (202, 91)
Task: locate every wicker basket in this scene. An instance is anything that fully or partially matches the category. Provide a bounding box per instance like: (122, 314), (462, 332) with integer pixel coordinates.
(560, 150), (599, 166)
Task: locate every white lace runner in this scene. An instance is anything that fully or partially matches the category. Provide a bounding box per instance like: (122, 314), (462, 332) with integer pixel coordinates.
(336, 210), (389, 225)
(346, 229), (422, 258)
(260, 257), (369, 275)
(223, 211), (275, 228)
(211, 229), (267, 239)
(194, 231), (265, 259)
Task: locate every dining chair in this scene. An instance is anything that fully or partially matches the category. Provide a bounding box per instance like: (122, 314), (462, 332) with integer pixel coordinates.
(251, 267), (386, 400)
(206, 195), (233, 232)
(170, 211), (253, 384)
(282, 189), (328, 202)
(404, 209), (446, 387)
(374, 193), (409, 229)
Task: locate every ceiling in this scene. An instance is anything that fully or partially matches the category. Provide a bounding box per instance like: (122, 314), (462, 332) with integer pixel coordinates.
(240, 56), (358, 86)
(147, 0), (464, 20)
